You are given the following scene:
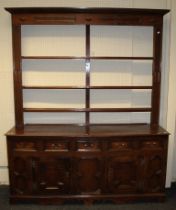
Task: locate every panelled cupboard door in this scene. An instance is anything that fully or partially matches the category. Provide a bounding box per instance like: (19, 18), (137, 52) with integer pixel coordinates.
(72, 157), (104, 195)
(139, 139), (167, 193)
(143, 151), (166, 193)
(33, 157), (71, 195)
(10, 156), (34, 195)
(106, 154), (139, 194)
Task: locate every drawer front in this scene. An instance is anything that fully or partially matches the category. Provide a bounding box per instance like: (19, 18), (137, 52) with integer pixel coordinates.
(44, 141), (69, 152)
(108, 137), (166, 151)
(142, 140), (163, 149)
(77, 141), (100, 151)
(14, 141), (37, 151)
(109, 141), (131, 151)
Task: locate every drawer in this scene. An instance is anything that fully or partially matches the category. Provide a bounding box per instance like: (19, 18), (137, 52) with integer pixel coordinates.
(142, 140), (162, 149)
(44, 141), (69, 151)
(14, 141), (37, 151)
(109, 141), (131, 151)
(77, 141), (100, 151)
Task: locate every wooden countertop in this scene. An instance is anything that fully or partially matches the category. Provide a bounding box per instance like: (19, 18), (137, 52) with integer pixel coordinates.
(6, 124), (169, 137)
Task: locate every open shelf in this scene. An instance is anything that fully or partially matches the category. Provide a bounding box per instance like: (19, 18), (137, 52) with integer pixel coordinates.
(22, 85), (87, 89)
(22, 85), (153, 90)
(22, 56), (154, 60)
(22, 56), (86, 60)
(11, 8), (165, 127)
(23, 107), (152, 112)
(89, 56), (153, 60)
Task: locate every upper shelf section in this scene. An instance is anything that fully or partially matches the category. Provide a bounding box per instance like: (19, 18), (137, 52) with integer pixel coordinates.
(22, 56), (154, 60)
(5, 7), (170, 26)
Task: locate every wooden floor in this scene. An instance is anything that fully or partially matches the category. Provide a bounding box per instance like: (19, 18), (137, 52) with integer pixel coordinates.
(0, 185), (176, 210)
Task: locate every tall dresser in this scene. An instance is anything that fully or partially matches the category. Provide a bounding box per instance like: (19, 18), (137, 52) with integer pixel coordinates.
(5, 7), (169, 204)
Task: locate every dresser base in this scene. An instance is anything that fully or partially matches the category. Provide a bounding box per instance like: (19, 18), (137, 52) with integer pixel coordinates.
(6, 124), (169, 205)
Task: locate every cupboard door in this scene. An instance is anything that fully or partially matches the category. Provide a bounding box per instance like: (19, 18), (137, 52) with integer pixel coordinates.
(140, 138), (167, 193)
(143, 151), (166, 193)
(73, 157), (104, 195)
(11, 156), (34, 195)
(107, 155), (138, 194)
(34, 157), (71, 195)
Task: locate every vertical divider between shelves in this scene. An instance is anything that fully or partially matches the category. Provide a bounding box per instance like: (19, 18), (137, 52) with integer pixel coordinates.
(85, 25), (90, 133)
(151, 21), (163, 126)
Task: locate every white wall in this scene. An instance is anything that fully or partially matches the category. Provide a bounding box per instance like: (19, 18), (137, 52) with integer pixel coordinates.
(0, 0), (175, 187)
(166, 0), (176, 184)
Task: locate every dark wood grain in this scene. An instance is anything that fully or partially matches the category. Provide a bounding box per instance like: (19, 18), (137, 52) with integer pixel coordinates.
(151, 23), (163, 125)
(23, 107), (152, 112)
(22, 56), (86, 60)
(22, 86), (87, 89)
(6, 8), (168, 26)
(6, 124), (168, 203)
(6, 124), (169, 137)
(89, 56), (153, 60)
(22, 85), (153, 89)
(89, 86), (153, 89)
(5, 7), (169, 204)
(22, 56), (153, 60)
(85, 25), (90, 128)
(12, 25), (24, 129)
(5, 7), (169, 15)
